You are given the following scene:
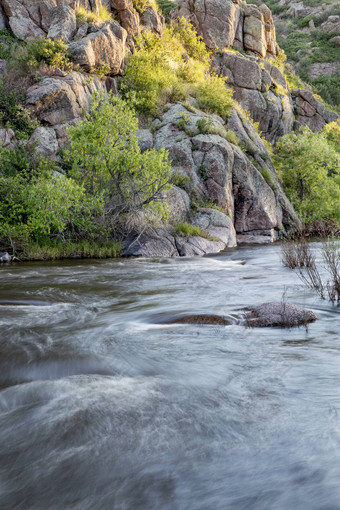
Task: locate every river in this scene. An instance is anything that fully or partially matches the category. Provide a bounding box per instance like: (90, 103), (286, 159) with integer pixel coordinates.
(0, 243), (339, 510)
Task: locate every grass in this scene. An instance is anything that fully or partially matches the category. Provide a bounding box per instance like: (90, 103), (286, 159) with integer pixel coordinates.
(173, 221), (219, 241)
(76, 6), (112, 25)
(22, 240), (122, 261)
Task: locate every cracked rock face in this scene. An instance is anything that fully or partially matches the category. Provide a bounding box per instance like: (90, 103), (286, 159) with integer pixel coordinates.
(122, 102), (300, 257)
(171, 0), (278, 58)
(216, 51), (294, 144)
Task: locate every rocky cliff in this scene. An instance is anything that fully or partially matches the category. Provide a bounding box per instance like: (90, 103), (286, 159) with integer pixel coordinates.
(0, 0), (338, 257)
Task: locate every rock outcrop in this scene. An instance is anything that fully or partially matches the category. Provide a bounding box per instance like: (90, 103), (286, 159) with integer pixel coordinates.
(216, 51), (293, 143)
(25, 71), (106, 145)
(292, 88), (339, 132)
(172, 0), (278, 58)
(68, 22), (127, 74)
(123, 102), (300, 255)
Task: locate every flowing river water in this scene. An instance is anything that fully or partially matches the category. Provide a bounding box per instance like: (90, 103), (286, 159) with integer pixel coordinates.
(0, 243), (340, 510)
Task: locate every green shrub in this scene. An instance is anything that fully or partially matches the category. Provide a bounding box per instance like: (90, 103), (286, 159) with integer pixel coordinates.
(0, 149), (104, 252)
(24, 38), (73, 72)
(156, 0), (176, 17)
(0, 77), (39, 138)
(120, 19), (211, 116)
(194, 75), (233, 117)
(171, 172), (190, 188)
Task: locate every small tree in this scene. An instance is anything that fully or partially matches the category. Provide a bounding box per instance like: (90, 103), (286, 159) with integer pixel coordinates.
(66, 94), (172, 229)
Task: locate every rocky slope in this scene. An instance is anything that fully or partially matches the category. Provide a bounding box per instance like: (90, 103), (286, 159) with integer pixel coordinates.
(0, 0), (337, 257)
(252, 0), (340, 111)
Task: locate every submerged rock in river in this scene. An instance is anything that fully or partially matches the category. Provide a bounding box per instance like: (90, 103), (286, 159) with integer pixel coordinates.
(245, 302), (318, 328)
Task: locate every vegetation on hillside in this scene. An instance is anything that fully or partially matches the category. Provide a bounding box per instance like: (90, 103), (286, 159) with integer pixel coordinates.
(274, 122), (340, 226)
(252, 0), (340, 111)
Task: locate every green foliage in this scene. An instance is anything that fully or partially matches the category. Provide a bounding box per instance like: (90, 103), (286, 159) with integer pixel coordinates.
(0, 148), (104, 252)
(25, 38), (73, 72)
(156, 0), (176, 17)
(90, 61), (111, 77)
(274, 126), (340, 225)
(0, 77), (39, 138)
(66, 93), (172, 220)
(132, 0), (150, 14)
(194, 74), (233, 117)
(120, 18), (213, 116)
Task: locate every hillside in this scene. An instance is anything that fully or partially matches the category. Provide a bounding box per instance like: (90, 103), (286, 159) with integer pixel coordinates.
(0, 0), (339, 260)
(252, 0), (340, 111)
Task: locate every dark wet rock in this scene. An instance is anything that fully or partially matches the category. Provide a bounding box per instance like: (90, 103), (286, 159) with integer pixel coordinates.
(166, 314), (232, 325)
(245, 302), (318, 328)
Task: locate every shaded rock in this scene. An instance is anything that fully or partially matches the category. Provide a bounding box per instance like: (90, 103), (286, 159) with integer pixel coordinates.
(175, 235), (226, 256)
(232, 148), (277, 232)
(26, 71), (106, 126)
(164, 185), (190, 223)
(245, 302), (318, 328)
(0, 3), (7, 30)
(136, 128), (153, 152)
(140, 6), (165, 35)
(166, 314), (232, 325)
(192, 208), (237, 247)
(292, 88), (339, 132)
(27, 127), (58, 157)
(68, 22), (127, 75)
(0, 128), (17, 148)
(123, 231), (179, 257)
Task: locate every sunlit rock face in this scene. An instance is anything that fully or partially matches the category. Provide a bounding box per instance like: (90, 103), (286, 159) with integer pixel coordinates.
(171, 0), (278, 58)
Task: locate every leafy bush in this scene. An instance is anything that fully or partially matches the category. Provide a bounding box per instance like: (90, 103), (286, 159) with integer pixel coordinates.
(0, 77), (39, 138)
(0, 148), (104, 252)
(194, 75), (233, 117)
(25, 38), (73, 72)
(66, 93), (172, 223)
(121, 19), (212, 115)
(274, 126), (340, 225)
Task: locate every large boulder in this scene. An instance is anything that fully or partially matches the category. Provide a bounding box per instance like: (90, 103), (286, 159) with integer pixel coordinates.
(68, 22), (127, 74)
(26, 70), (106, 126)
(192, 208), (237, 247)
(26, 127), (59, 158)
